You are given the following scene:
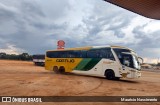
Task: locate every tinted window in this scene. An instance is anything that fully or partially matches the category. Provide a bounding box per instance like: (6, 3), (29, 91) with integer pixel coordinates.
(122, 54), (134, 68)
(113, 49), (131, 54)
(87, 50), (99, 58)
(86, 48), (115, 60)
(70, 50), (87, 58)
(46, 48), (114, 60)
(47, 51), (84, 58)
(113, 48), (135, 66)
(47, 51), (69, 58)
(80, 50), (87, 58)
(99, 48), (114, 59)
(113, 48), (131, 59)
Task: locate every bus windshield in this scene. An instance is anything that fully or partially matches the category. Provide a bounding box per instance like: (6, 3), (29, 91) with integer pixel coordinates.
(132, 55), (140, 70)
(113, 48), (140, 70)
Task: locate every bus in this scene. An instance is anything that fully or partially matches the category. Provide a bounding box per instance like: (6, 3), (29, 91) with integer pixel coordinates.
(45, 45), (142, 80)
(33, 54), (45, 66)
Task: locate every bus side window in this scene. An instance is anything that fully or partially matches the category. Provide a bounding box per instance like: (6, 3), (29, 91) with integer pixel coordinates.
(67, 51), (74, 58)
(81, 50), (87, 58)
(99, 49), (106, 58)
(87, 50), (99, 58)
(100, 49), (113, 59)
(47, 51), (58, 58)
(67, 51), (82, 58)
(58, 51), (67, 58)
(75, 51), (82, 58)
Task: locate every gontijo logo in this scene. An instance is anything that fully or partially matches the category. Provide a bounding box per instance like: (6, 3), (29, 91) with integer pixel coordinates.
(56, 59), (75, 63)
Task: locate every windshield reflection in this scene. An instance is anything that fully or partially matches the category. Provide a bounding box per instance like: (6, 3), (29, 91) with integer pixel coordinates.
(116, 53), (140, 70)
(132, 55), (140, 70)
(113, 48), (140, 70)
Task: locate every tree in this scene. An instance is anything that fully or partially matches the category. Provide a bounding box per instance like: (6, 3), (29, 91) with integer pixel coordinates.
(0, 52), (32, 61)
(0, 53), (7, 59)
(19, 53), (30, 60)
(157, 63), (160, 66)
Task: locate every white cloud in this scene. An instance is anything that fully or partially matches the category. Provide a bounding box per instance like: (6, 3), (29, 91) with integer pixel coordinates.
(142, 48), (160, 58)
(143, 57), (159, 64)
(0, 0), (160, 64)
(0, 44), (24, 54)
(0, 2), (19, 13)
(144, 20), (160, 32)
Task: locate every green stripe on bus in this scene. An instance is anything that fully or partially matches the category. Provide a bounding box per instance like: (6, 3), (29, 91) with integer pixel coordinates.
(82, 58), (101, 70)
(75, 58), (101, 71)
(74, 58), (92, 70)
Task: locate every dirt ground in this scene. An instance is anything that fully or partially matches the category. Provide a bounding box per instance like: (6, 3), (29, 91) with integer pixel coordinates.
(0, 60), (159, 105)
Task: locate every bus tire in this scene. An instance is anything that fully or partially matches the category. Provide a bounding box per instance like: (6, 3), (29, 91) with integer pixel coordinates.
(59, 66), (65, 74)
(105, 70), (115, 80)
(53, 66), (59, 73)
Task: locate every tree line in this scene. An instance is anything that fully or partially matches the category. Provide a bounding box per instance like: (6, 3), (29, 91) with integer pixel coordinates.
(0, 52), (32, 61)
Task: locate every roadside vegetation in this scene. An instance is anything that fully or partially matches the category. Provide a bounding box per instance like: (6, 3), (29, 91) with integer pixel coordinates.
(0, 52), (32, 61)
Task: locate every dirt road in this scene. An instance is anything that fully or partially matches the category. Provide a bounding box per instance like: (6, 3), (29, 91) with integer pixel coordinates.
(0, 60), (159, 105)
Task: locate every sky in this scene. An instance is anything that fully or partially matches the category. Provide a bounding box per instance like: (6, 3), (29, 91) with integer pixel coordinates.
(0, 0), (160, 63)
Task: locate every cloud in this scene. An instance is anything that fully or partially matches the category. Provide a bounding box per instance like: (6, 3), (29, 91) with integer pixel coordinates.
(143, 57), (159, 64)
(0, 44), (24, 54)
(0, 0), (160, 63)
(132, 22), (160, 58)
(72, 0), (137, 46)
(0, 0), (71, 54)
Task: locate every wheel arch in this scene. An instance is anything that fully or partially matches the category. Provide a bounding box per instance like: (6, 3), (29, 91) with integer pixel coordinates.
(104, 69), (115, 76)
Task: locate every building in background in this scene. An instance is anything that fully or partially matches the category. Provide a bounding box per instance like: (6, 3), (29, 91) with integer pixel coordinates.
(141, 63), (153, 69)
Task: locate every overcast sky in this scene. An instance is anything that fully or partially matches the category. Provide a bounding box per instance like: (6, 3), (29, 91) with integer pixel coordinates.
(0, 0), (160, 63)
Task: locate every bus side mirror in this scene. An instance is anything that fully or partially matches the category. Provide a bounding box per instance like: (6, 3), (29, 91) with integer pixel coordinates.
(138, 57), (143, 64)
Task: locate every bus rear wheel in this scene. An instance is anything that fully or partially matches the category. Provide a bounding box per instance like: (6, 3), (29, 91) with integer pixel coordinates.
(53, 66), (59, 73)
(105, 70), (115, 80)
(59, 66), (65, 74)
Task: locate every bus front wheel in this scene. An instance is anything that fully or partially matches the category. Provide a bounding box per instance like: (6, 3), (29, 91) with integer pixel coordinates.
(105, 70), (115, 80)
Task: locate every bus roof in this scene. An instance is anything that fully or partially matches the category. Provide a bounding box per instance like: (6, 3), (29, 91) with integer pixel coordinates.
(47, 46), (92, 52)
(111, 45), (135, 53)
(46, 45), (134, 52)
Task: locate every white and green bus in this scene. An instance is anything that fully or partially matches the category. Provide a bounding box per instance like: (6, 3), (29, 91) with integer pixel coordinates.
(45, 45), (142, 80)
